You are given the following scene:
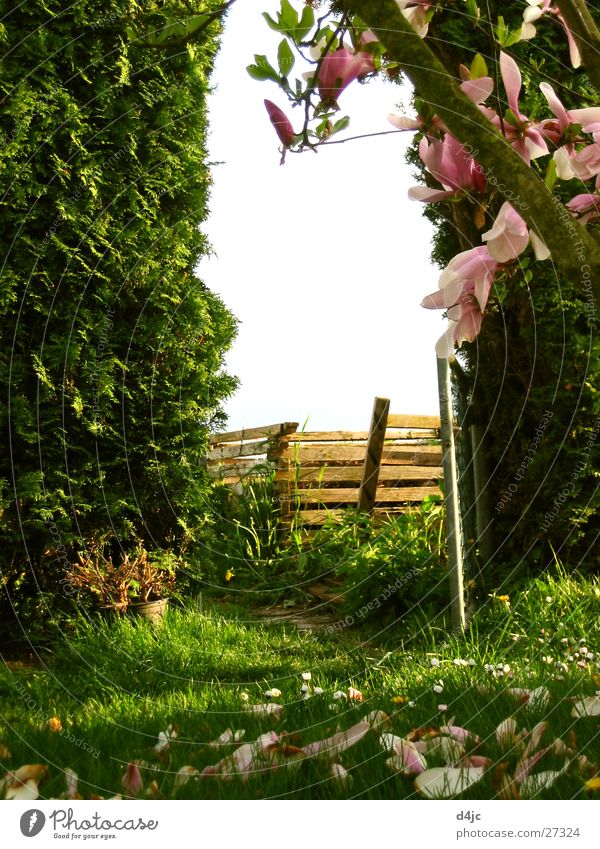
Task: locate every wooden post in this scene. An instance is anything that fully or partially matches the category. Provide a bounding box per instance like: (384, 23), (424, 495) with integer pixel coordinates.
(358, 396), (390, 514)
(436, 358), (466, 631)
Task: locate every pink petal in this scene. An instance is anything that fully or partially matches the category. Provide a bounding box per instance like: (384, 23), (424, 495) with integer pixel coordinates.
(121, 761), (143, 796)
(392, 738), (427, 774)
(440, 724), (480, 746)
(539, 82), (570, 131)
(461, 77), (494, 104)
(388, 114), (421, 130)
(408, 186), (458, 203)
(435, 323), (459, 358)
(415, 766), (485, 798)
(303, 721), (370, 757)
(482, 201), (529, 262)
(500, 51), (522, 115)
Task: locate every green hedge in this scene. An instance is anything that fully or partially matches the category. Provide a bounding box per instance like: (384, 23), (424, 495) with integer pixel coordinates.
(0, 1), (237, 628)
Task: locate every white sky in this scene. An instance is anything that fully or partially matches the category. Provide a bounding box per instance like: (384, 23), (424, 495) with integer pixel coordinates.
(199, 0), (442, 431)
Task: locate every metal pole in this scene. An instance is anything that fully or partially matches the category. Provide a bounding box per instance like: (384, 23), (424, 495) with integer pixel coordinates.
(436, 357), (466, 631)
(470, 421), (495, 582)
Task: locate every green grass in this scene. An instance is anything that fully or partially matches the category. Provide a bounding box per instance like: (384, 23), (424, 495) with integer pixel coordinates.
(0, 569), (599, 800)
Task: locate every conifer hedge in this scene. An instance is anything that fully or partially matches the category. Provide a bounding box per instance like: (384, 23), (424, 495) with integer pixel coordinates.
(0, 1), (237, 626)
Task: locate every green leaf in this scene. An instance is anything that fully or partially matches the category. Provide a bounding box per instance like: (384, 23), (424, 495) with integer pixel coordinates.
(277, 38), (295, 76)
(332, 115), (350, 134)
(494, 15), (508, 46)
(280, 0), (299, 34)
(262, 12), (281, 32)
(470, 54), (488, 79)
(465, 0), (479, 19)
(544, 157), (557, 191)
(296, 4), (315, 41)
(503, 27), (525, 48)
(246, 55), (280, 83)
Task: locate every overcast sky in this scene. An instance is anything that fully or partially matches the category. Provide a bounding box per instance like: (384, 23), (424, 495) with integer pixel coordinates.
(198, 0), (443, 431)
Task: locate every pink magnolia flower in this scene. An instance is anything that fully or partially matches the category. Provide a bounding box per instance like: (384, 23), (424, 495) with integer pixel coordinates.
(494, 52), (548, 163)
(317, 47), (374, 103)
(422, 245), (499, 312)
(264, 99), (295, 148)
(421, 246), (499, 356)
(538, 83), (600, 155)
(409, 133), (486, 202)
(566, 193), (600, 223)
(396, 0), (432, 38)
(563, 142), (600, 186)
(482, 201), (550, 262)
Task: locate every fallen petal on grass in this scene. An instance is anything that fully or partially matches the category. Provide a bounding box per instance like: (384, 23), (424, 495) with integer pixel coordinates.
(303, 721), (370, 757)
(571, 697), (600, 718)
(415, 766), (486, 798)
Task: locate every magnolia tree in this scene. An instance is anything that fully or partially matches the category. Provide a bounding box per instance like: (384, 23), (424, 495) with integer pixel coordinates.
(250, 0), (600, 357)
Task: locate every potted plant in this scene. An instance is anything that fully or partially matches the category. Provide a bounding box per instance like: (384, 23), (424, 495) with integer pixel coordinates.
(126, 545), (177, 625)
(66, 541), (176, 625)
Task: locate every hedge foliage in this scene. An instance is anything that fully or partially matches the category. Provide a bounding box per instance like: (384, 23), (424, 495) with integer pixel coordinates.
(0, 0), (237, 625)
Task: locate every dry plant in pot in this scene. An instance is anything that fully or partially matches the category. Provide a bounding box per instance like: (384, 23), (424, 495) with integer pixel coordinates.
(66, 541), (176, 624)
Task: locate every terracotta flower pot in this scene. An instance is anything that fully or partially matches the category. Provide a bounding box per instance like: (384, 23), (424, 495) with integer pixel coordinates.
(129, 597), (169, 627)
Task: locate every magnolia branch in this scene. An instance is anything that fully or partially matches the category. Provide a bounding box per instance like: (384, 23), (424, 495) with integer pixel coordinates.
(341, 0), (600, 305)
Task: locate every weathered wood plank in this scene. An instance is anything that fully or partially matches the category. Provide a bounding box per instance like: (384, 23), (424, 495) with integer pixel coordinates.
(386, 414), (441, 428)
(274, 465), (443, 483)
(276, 443), (442, 465)
(293, 509), (347, 525)
(281, 429), (438, 442)
(210, 422), (298, 445)
(278, 485), (442, 504)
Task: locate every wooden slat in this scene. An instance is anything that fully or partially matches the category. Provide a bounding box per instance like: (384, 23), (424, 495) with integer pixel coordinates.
(208, 440), (269, 461)
(210, 422), (298, 445)
(282, 430), (371, 442)
(382, 447), (442, 465)
(386, 414), (441, 429)
(279, 486), (442, 504)
(276, 444), (442, 465)
(274, 465), (442, 483)
(278, 444), (367, 464)
(294, 509), (346, 525)
(282, 429), (438, 442)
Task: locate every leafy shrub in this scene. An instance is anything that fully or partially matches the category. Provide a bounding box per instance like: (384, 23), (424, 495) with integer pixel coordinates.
(0, 1), (237, 635)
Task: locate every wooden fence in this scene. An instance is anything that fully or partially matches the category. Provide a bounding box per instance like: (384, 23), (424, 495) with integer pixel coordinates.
(206, 399), (443, 529)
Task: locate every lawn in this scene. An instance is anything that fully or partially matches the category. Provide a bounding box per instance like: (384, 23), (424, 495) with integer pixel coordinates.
(1, 568), (599, 800)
